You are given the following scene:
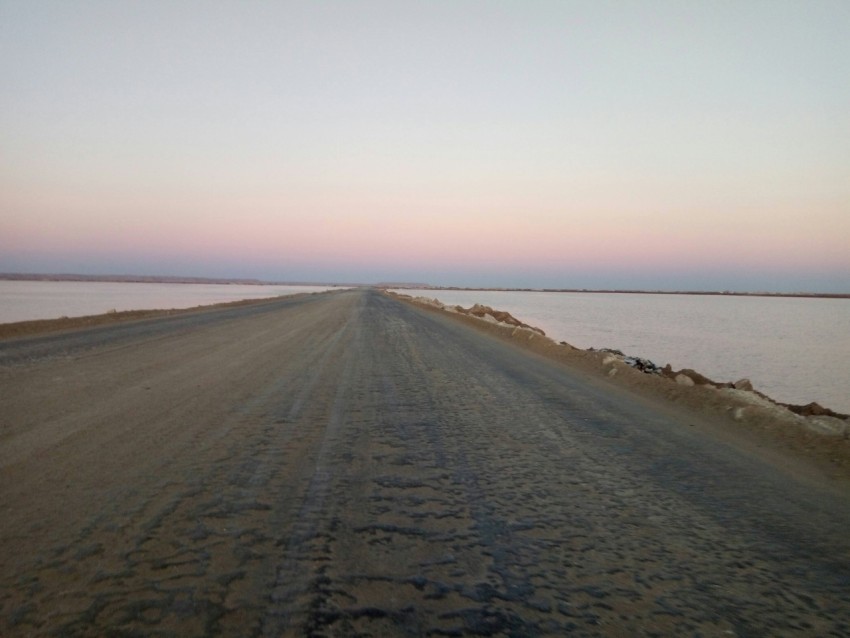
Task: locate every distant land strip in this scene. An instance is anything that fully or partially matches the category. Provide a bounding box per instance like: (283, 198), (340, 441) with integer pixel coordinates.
(1, 273), (847, 298)
(385, 285), (850, 299)
(0, 273), (362, 287)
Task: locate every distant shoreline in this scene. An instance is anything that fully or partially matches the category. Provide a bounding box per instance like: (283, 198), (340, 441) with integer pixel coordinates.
(0, 273), (359, 287)
(386, 285), (850, 300)
(1, 273), (846, 299)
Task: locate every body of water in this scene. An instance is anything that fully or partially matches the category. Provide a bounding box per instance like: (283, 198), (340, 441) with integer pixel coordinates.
(396, 289), (850, 414)
(0, 280), (344, 324)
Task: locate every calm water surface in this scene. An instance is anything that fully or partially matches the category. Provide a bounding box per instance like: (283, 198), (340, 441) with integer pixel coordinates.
(0, 280), (344, 324)
(398, 289), (850, 414)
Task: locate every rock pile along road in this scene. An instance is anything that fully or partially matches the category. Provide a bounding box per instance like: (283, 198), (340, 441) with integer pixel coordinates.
(1, 288), (849, 637)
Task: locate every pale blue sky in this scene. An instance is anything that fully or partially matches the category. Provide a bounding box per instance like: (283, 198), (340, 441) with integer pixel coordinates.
(2, 1), (848, 290)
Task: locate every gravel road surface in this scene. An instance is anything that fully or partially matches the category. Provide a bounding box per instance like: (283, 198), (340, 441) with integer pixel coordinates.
(1, 288), (848, 637)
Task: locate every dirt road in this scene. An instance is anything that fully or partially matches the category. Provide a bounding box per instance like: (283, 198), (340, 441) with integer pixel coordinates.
(1, 288), (848, 636)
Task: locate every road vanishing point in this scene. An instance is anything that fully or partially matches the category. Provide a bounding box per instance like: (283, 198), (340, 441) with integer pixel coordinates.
(1, 288), (848, 637)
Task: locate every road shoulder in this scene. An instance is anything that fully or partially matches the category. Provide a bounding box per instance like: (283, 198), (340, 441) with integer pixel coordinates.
(389, 292), (850, 490)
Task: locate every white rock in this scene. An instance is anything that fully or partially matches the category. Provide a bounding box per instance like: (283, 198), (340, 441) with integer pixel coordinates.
(803, 416), (850, 437)
(675, 374), (695, 386)
(718, 388), (777, 411)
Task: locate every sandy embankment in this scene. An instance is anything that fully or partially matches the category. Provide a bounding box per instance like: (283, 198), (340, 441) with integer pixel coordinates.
(0, 294), (301, 341)
(389, 291), (850, 476)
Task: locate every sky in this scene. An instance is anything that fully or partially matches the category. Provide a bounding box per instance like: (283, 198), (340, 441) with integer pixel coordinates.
(1, 1), (848, 292)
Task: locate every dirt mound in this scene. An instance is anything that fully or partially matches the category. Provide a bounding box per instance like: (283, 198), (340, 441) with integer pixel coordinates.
(0, 295), (307, 341)
(393, 294), (545, 335)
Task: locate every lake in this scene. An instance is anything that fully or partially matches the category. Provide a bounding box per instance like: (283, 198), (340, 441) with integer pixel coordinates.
(0, 280), (344, 324)
(395, 289), (850, 414)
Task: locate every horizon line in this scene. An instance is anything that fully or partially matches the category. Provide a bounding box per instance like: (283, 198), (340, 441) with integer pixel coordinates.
(1, 272), (848, 299)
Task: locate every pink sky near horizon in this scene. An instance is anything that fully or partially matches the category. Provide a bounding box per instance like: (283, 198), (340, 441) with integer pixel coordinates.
(5, 185), (847, 281)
